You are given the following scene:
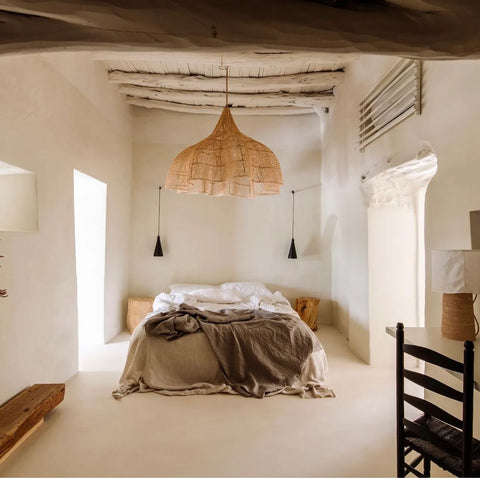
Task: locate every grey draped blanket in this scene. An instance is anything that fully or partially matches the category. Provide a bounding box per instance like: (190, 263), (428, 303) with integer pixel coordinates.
(144, 304), (315, 398)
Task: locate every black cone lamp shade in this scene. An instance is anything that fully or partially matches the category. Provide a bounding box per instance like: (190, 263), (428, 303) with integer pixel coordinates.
(288, 190), (298, 259)
(154, 235), (163, 257)
(288, 238), (297, 259)
(154, 186), (164, 257)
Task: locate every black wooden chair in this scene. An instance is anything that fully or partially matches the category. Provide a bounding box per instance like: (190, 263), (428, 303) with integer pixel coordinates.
(396, 322), (480, 477)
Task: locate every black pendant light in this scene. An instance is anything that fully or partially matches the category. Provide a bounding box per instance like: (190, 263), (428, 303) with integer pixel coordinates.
(154, 186), (163, 257)
(288, 190), (297, 259)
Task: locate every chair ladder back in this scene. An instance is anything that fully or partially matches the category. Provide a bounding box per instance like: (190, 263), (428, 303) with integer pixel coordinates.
(403, 344), (464, 373)
(403, 393), (463, 430)
(403, 369), (463, 402)
(396, 323), (476, 478)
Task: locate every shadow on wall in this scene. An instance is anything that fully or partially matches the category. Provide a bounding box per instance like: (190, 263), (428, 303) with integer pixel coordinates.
(284, 182), (322, 259)
(0, 161), (38, 298)
(323, 214), (345, 332)
(269, 209), (339, 321)
(0, 161), (38, 233)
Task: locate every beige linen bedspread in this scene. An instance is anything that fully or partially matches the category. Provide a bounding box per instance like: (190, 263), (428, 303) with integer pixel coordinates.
(113, 307), (335, 399)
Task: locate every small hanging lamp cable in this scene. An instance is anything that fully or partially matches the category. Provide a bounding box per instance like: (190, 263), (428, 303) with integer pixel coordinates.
(154, 186), (164, 257)
(288, 190), (297, 259)
(225, 65), (229, 107)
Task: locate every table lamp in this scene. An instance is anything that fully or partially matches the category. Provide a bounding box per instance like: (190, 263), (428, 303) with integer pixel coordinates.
(432, 250), (480, 341)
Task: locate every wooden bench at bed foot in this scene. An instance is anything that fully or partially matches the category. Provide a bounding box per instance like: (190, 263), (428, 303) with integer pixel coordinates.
(0, 383), (65, 464)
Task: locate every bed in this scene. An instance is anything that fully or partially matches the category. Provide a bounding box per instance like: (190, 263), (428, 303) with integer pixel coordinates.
(113, 282), (334, 399)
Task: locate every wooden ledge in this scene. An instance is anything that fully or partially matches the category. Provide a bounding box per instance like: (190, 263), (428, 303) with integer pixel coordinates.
(0, 384), (65, 464)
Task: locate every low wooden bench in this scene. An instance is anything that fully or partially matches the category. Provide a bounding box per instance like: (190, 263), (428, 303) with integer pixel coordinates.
(0, 384), (65, 464)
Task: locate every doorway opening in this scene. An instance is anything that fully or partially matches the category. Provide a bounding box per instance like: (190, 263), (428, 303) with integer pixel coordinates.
(73, 169), (107, 369)
(364, 148), (438, 365)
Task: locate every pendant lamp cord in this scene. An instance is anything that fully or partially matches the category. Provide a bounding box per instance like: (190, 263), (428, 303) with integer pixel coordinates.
(225, 66), (229, 107)
(157, 186), (161, 236)
(291, 190), (295, 238)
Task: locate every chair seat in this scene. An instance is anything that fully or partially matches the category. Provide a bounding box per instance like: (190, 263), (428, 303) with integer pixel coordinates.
(405, 415), (480, 476)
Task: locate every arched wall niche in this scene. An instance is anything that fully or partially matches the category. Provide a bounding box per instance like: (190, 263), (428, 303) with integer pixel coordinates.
(363, 146), (438, 366)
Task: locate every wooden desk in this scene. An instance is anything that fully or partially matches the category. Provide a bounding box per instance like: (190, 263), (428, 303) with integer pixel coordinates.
(386, 326), (480, 391)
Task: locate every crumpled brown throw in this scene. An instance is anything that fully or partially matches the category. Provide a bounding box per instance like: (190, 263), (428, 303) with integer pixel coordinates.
(144, 304), (316, 398)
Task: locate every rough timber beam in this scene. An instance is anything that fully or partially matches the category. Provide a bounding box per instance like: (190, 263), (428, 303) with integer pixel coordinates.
(0, 384), (65, 464)
(108, 70), (344, 93)
(96, 51), (354, 67)
(119, 85), (334, 108)
(0, 1), (479, 59)
(126, 97), (315, 116)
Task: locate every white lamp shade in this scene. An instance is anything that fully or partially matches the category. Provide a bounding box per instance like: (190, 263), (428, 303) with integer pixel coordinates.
(432, 249), (480, 293)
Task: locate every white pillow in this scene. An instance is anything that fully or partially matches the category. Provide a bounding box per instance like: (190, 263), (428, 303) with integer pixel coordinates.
(220, 281), (271, 298)
(188, 288), (242, 304)
(169, 283), (217, 294)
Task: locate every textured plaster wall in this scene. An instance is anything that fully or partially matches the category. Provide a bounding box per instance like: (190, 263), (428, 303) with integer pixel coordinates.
(129, 108), (329, 318)
(0, 53), (132, 405)
(320, 56), (480, 363)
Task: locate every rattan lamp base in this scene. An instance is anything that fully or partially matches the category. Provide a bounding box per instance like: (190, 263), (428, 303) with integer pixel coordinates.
(441, 293), (475, 341)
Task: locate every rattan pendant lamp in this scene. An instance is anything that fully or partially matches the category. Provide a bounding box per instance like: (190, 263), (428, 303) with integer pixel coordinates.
(165, 66), (282, 198)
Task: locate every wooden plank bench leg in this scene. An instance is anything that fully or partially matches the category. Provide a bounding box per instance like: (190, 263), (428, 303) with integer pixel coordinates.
(0, 384), (65, 463)
(0, 419), (44, 465)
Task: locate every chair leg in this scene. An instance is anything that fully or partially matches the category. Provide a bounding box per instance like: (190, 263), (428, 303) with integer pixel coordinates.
(397, 445), (406, 477)
(423, 457), (431, 477)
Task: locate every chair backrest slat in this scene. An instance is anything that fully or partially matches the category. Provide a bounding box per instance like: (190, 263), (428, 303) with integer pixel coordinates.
(403, 344), (463, 373)
(404, 369), (463, 402)
(403, 417), (461, 457)
(404, 393), (463, 429)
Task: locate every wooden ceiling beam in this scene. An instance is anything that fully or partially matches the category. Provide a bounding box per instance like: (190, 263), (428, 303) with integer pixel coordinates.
(108, 70), (344, 93)
(96, 51), (354, 65)
(119, 85), (334, 108)
(126, 97), (315, 115)
(1, 1), (480, 59)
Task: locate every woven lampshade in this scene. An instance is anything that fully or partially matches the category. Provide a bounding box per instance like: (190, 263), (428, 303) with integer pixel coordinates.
(432, 250), (480, 340)
(165, 106), (282, 198)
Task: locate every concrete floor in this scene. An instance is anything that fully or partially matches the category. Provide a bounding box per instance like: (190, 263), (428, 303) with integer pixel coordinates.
(0, 326), (451, 477)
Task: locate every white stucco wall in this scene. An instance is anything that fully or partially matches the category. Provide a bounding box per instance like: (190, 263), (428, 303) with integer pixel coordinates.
(0, 53), (132, 405)
(129, 108), (330, 317)
(321, 56), (480, 363)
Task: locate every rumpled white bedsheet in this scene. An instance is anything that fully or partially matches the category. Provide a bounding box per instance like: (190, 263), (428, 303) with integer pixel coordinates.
(113, 292), (335, 399)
